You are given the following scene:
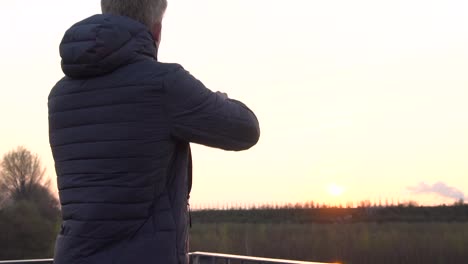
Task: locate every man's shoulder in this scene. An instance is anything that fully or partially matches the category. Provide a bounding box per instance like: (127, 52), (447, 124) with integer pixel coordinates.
(48, 77), (71, 99)
(48, 61), (190, 100)
(145, 61), (186, 77)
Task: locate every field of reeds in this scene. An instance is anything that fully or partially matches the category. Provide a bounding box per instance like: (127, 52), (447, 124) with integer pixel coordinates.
(189, 222), (468, 264)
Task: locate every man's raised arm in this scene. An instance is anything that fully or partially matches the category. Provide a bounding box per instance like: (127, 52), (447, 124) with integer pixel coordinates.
(164, 66), (260, 150)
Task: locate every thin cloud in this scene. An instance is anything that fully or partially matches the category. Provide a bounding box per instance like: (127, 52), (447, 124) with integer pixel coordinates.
(407, 182), (466, 201)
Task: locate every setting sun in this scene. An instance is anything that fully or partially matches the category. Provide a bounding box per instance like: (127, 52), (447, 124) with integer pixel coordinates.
(327, 184), (345, 197)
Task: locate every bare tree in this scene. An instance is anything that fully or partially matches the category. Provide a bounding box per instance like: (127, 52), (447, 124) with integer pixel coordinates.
(0, 146), (51, 202)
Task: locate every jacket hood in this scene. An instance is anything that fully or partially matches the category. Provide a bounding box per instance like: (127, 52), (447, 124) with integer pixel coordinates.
(60, 14), (157, 78)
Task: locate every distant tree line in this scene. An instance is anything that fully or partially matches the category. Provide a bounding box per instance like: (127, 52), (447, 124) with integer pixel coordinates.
(0, 147), (60, 260)
(192, 204), (468, 224)
(191, 198), (465, 211)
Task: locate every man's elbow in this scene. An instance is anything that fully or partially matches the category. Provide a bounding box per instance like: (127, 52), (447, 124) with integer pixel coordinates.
(230, 122), (260, 151)
(246, 123), (261, 149)
(225, 99), (260, 150)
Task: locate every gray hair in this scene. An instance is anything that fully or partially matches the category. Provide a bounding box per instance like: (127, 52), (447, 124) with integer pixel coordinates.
(101, 0), (168, 28)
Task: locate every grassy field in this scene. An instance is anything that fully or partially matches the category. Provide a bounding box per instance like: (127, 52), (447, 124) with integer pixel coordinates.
(189, 222), (468, 264)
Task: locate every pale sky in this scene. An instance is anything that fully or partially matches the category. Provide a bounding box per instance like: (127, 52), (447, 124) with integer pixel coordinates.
(0, 0), (467, 207)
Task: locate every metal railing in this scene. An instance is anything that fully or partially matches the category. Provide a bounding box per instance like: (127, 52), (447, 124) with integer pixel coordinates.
(0, 260), (53, 264)
(0, 253), (333, 264)
(190, 252), (332, 264)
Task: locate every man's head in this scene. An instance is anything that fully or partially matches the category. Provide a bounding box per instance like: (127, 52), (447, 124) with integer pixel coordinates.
(101, 0), (168, 46)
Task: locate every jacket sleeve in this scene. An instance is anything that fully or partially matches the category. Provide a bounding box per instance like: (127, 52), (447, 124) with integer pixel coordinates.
(164, 66), (260, 151)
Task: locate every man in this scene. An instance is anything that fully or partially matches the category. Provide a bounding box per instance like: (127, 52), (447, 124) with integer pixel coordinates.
(48, 0), (260, 263)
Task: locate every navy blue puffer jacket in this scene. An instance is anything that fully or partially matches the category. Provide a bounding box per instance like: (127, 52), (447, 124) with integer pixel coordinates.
(48, 14), (260, 264)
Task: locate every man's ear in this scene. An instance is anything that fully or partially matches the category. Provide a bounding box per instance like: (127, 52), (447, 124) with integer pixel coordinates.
(151, 22), (162, 46)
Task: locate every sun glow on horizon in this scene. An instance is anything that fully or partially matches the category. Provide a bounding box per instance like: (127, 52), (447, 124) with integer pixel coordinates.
(328, 184), (345, 197)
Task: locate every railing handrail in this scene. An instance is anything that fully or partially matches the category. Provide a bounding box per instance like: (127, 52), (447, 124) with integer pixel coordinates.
(0, 253), (334, 264)
(189, 252), (333, 264)
(0, 260), (53, 264)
